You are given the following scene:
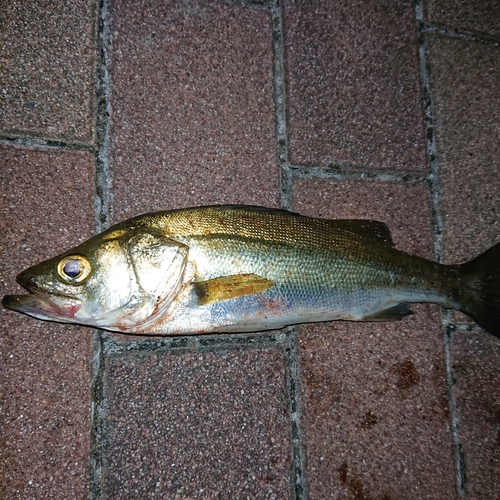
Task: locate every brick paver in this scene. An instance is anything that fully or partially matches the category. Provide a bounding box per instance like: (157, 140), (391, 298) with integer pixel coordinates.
(103, 345), (291, 498)
(0, 0), (96, 143)
(284, 0), (427, 171)
(426, 35), (500, 263)
(0, 146), (95, 499)
(107, 0), (279, 222)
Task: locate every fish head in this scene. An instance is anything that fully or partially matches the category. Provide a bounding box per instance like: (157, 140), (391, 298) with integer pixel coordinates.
(2, 228), (189, 332)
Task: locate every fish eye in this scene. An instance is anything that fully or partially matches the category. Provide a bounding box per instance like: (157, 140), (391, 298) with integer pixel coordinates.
(57, 255), (92, 284)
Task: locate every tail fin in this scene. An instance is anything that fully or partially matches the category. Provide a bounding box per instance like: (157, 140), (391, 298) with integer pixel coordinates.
(458, 242), (500, 339)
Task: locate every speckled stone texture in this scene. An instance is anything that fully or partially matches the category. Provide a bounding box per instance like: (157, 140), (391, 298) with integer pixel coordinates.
(424, 0), (500, 36)
(293, 179), (456, 498)
(102, 346), (292, 498)
(284, 0), (427, 171)
(0, 0), (97, 143)
(107, 0), (278, 222)
(0, 146), (94, 499)
(426, 36), (500, 263)
(2, 0), (500, 497)
(450, 329), (500, 498)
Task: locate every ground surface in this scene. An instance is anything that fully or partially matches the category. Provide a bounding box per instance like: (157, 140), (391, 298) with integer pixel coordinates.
(1, 0), (499, 498)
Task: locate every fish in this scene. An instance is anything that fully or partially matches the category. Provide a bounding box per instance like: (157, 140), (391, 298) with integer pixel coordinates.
(2, 205), (500, 338)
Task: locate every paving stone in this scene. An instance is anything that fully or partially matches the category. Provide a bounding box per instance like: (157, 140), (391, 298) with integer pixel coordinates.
(450, 328), (500, 499)
(424, 0), (500, 36)
(284, 0), (427, 171)
(0, 0), (97, 143)
(107, 0), (278, 223)
(0, 146), (95, 499)
(102, 346), (292, 498)
(297, 313), (455, 499)
(426, 35), (500, 263)
(293, 179), (456, 498)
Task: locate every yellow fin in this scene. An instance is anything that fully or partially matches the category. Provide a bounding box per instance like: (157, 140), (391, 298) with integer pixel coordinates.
(195, 273), (274, 305)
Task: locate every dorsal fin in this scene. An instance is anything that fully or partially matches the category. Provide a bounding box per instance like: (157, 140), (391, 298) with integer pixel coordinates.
(322, 219), (394, 246)
(181, 206), (394, 246)
(215, 205), (301, 217)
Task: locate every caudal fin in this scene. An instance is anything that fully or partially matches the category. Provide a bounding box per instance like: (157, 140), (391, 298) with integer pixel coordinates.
(458, 242), (500, 339)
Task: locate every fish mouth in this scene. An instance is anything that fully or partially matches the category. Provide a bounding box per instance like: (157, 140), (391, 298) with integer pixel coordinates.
(2, 273), (82, 322)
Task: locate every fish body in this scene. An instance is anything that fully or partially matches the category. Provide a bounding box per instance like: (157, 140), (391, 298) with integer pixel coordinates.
(3, 205), (500, 338)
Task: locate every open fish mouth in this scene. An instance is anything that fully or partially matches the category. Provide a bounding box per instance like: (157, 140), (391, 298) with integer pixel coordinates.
(2, 293), (62, 320)
(2, 274), (82, 322)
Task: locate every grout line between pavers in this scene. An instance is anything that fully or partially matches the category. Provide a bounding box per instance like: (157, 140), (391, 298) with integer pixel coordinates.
(443, 326), (468, 498)
(101, 330), (290, 356)
(271, 0), (292, 211)
(271, 1), (307, 498)
(94, 0), (112, 234)
(288, 164), (432, 184)
(416, 4), (466, 498)
(285, 328), (307, 500)
(419, 21), (500, 47)
(219, 0), (274, 10)
(90, 331), (106, 500)
(90, 0), (113, 498)
(416, 19), (443, 263)
(0, 135), (95, 151)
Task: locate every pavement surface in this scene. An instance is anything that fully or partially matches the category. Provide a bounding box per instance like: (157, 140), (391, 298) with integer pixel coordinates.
(1, 0), (499, 498)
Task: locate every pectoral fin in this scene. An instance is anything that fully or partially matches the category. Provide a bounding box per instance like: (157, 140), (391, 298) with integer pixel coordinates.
(195, 274), (274, 305)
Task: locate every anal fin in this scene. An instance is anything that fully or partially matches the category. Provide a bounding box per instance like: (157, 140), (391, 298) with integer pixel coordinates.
(195, 273), (274, 305)
(362, 303), (413, 321)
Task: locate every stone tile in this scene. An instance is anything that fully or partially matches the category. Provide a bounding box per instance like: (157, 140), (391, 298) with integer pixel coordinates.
(424, 0), (500, 37)
(102, 346), (292, 498)
(284, 0), (427, 171)
(451, 328), (500, 498)
(0, 146), (95, 499)
(297, 313), (455, 499)
(0, 0), (97, 143)
(107, 0), (278, 223)
(426, 36), (500, 263)
(293, 179), (457, 498)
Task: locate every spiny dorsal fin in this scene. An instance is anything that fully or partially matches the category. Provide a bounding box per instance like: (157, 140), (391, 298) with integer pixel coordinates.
(195, 273), (274, 305)
(194, 206), (394, 246)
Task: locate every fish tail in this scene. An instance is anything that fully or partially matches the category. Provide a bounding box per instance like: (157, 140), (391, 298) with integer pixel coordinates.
(456, 242), (500, 339)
